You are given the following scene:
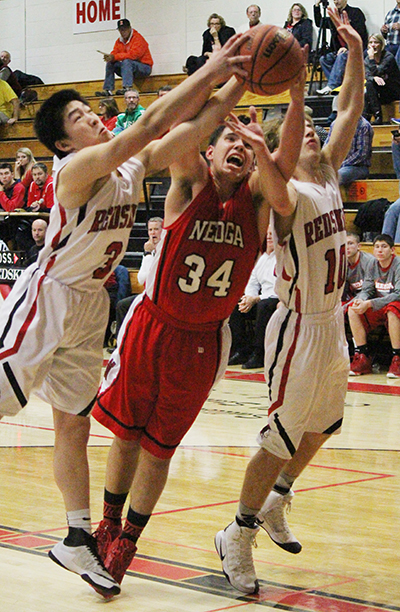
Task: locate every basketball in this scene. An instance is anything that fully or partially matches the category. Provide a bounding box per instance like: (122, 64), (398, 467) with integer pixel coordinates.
(238, 24), (304, 96)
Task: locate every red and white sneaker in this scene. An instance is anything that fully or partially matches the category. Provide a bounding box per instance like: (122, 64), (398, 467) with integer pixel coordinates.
(387, 355), (400, 378)
(93, 519), (122, 561)
(349, 352), (372, 376)
(104, 536), (137, 584)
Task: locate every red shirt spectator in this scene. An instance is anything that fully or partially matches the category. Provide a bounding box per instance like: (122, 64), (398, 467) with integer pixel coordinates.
(0, 163), (25, 211)
(27, 163), (54, 211)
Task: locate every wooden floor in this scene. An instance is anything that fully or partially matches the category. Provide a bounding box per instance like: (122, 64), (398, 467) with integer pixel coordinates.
(1, 359), (400, 611)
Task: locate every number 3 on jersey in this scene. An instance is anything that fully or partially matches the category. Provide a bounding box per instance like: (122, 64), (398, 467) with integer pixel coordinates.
(178, 254), (234, 297)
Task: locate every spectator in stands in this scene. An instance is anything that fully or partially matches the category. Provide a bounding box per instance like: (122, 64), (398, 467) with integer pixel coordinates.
(237, 5), (262, 32)
(380, 1), (400, 67)
(95, 19), (153, 97)
(382, 195), (400, 242)
(0, 50), (43, 88)
(343, 232), (374, 307)
(157, 85), (172, 97)
(228, 227), (279, 369)
(27, 163), (54, 212)
(0, 77), (19, 125)
(98, 97), (120, 131)
(363, 33), (400, 125)
(324, 115), (373, 184)
(0, 57), (22, 97)
(184, 14), (236, 75)
(104, 264), (131, 347)
(284, 3), (313, 49)
(115, 217), (163, 336)
(113, 89), (145, 135)
(0, 162), (25, 211)
(348, 233), (400, 377)
(14, 147), (36, 191)
(315, 0), (368, 95)
(25, 218), (48, 266)
(390, 128), (400, 185)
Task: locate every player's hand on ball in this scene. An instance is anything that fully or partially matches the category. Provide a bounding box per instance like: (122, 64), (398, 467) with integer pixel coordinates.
(206, 33), (251, 84)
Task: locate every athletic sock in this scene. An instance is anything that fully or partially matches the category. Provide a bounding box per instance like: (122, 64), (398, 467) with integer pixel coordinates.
(355, 344), (369, 356)
(66, 509), (91, 538)
(273, 471), (295, 496)
(236, 501), (259, 528)
(103, 489), (128, 525)
(392, 348), (400, 357)
(121, 507), (151, 544)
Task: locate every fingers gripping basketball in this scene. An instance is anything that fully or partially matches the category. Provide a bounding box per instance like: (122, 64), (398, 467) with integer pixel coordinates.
(238, 24), (304, 96)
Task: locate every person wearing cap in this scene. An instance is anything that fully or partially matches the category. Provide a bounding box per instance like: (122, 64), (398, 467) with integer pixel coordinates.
(96, 19), (153, 97)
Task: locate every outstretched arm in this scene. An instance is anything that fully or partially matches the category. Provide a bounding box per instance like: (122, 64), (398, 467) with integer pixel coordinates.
(58, 35), (251, 208)
(321, 8), (364, 171)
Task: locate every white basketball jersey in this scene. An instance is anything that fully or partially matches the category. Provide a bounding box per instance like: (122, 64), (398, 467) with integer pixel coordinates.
(36, 153), (144, 291)
(272, 164), (347, 314)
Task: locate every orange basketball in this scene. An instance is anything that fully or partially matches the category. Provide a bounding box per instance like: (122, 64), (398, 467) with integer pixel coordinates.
(238, 24), (304, 96)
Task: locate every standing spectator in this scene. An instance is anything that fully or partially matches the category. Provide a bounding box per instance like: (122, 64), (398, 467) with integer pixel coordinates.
(185, 14), (236, 76)
(25, 218), (48, 266)
(27, 163), (54, 211)
(348, 234), (400, 376)
(229, 227), (279, 369)
(14, 147), (36, 191)
(324, 115), (373, 184)
(363, 33), (400, 124)
(0, 77), (19, 125)
(380, 0), (400, 67)
(237, 5), (262, 33)
(284, 4), (314, 49)
(113, 89), (145, 135)
(98, 97), (120, 131)
(0, 163), (25, 211)
(95, 19), (153, 97)
(315, 0), (368, 95)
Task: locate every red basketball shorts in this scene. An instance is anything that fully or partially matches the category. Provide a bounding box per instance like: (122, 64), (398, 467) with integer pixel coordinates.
(92, 296), (230, 459)
(361, 301), (400, 333)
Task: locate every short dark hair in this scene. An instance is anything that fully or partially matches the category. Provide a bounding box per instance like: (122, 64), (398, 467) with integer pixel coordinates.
(208, 116), (251, 147)
(32, 162), (48, 174)
(157, 85), (172, 96)
(0, 162), (13, 172)
(34, 89), (89, 159)
(373, 233), (395, 248)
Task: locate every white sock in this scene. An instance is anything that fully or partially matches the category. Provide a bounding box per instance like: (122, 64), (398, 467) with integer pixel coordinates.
(67, 509), (91, 534)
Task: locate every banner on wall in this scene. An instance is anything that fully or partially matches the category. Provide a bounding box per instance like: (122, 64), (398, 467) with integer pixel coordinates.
(73, 0), (126, 34)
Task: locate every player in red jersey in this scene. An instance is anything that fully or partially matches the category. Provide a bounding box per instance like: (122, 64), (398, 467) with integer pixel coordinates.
(92, 51), (308, 586)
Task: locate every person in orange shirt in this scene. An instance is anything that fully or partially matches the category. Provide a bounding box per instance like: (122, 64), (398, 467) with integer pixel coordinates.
(96, 19), (153, 97)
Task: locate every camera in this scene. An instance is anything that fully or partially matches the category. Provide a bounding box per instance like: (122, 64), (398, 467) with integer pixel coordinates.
(321, 0), (329, 7)
(391, 129), (400, 138)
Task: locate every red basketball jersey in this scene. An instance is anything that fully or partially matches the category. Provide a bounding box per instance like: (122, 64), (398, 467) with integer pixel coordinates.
(145, 173), (259, 325)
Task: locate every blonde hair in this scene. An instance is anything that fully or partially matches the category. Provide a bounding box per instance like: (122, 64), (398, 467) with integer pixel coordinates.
(15, 147), (36, 177)
(286, 3), (308, 24)
(368, 33), (386, 53)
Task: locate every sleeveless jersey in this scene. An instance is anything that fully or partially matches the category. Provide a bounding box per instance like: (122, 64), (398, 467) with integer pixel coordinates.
(273, 164), (347, 314)
(36, 153), (144, 292)
(144, 172), (259, 325)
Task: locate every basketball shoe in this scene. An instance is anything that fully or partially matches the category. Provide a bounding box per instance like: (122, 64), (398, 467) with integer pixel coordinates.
(104, 535), (137, 584)
(49, 528), (120, 599)
(214, 520), (260, 594)
(349, 352), (372, 375)
(93, 518), (122, 561)
(256, 490), (302, 554)
(387, 354), (400, 378)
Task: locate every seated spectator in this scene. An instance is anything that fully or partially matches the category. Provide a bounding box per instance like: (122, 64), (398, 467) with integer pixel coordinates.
(25, 218), (48, 266)
(390, 128), (400, 185)
(0, 50), (43, 88)
(184, 14), (236, 76)
(343, 232), (374, 308)
(363, 33), (400, 124)
(115, 216), (163, 336)
(157, 85), (172, 97)
(95, 19), (153, 97)
(237, 5), (262, 33)
(348, 234), (400, 377)
(113, 89), (145, 135)
(324, 115), (373, 185)
(104, 264), (131, 347)
(0, 163), (25, 211)
(382, 196), (400, 242)
(14, 147), (36, 191)
(228, 227), (279, 369)
(0, 57), (22, 97)
(315, 0), (368, 95)
(0, 77), (19, 125)
(98, 97), (119, 131)
(27, 163), (54, 211)
(284, 3), (313, 49)
(380, 1), (400, 68)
